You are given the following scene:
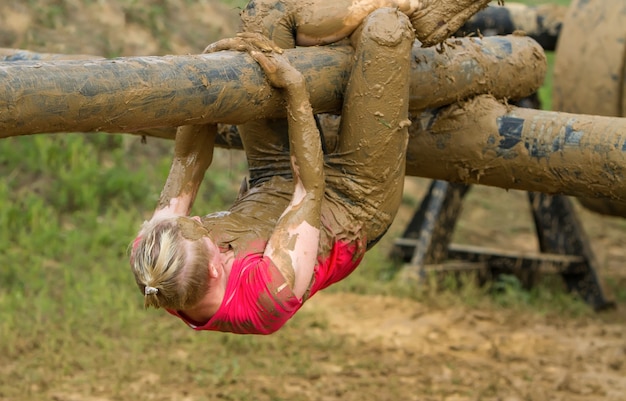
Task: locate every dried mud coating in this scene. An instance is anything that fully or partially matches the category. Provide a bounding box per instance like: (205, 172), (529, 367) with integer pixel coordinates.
(177, 217), (209, 241)
(552, 0), (626, 217)
(239, 0), (492, 47)
(553, 0), (626, 118)
(157, 124), (216, 214)
(406, 95), (626, 202)
(202, 9), (414, 266)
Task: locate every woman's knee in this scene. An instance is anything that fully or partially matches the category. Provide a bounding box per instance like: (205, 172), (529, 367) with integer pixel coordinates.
(356, 7), (415, 49)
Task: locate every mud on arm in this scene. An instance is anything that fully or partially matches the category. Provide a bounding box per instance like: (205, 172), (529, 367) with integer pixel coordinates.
(152, 124), (217, 220)
(256, 52), (325, 299)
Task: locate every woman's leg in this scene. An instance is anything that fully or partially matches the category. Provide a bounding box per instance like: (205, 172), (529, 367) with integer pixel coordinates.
(237, 0), (297, 187)
(238, 119), (292, 186)
(328, 8), (414, 245)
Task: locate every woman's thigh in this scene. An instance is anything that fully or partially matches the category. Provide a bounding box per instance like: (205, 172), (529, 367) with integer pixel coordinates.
(329, 8), (414, 243)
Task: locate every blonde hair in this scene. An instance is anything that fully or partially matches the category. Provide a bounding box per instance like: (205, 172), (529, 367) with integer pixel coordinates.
(129, 216), (211, 310)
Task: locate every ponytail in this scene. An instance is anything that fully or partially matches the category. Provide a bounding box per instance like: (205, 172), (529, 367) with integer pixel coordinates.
(130, 216), (211, 310)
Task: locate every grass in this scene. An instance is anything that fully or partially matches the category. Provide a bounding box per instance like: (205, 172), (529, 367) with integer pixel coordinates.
(1, 0), (612, 399)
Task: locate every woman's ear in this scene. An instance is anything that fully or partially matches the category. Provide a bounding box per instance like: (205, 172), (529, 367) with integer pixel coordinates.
(208, 264), (219, 278)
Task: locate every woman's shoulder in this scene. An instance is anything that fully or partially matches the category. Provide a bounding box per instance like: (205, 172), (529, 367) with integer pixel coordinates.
(214, 252), (302, 334)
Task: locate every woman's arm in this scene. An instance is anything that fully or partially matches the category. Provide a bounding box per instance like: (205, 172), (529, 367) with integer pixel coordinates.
(252, 51), (325, 298)
(151, 124), (217, 220)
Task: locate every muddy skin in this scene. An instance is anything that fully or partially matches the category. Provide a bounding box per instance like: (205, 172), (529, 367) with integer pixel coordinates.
(142, 6), (415, 320)
(199, 8), (414, 300)
(249, 49), (325, 294)
(0, 34), (544, 137)
(157, 124), (216, 213)
(406, 0), (492, 46)
(177, 217), (209, 241)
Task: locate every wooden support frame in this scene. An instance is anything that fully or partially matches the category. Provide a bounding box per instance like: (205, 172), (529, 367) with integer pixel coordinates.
(392, 180), (615, 311)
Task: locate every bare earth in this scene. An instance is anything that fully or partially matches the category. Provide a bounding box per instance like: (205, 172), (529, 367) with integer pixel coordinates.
(2, 2), (625, 400)
(303, 291), (626, 401)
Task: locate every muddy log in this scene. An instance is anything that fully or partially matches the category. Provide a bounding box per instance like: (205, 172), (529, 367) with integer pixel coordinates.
(162, 98), (626, 203)
(406, 95), (626, 202)
(457, 2), (566, 50)
(0, 35), (545, 137)
(2, 37), (626, 202)
(550, 0), (626, 217)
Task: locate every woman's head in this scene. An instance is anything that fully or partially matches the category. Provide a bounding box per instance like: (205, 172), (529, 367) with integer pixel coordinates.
(130, 216), (211, 310)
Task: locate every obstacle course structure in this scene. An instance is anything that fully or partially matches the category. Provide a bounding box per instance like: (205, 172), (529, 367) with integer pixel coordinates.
(392, 0), (625, 311)
(1, 1), (625, 309)
(2, 36), (625, 201)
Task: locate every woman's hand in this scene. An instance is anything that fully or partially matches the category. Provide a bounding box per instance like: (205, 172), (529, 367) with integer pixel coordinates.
(203, 32), (283, 55)
(205, 32), (304, 92)
(249, 50), (304, 90)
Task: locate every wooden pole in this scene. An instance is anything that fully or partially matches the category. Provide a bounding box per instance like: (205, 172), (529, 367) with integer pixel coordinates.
(405, 95), (626, 202)
(0, 35), (545, 137)
(2, 38), (626, 202)
(159, 96), (626, 204)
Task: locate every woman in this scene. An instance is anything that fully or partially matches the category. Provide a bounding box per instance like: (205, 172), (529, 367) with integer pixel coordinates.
(130, 0), (489, 334)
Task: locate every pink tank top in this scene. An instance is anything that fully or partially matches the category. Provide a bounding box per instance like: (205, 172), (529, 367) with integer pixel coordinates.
(168, 238), (365, 334)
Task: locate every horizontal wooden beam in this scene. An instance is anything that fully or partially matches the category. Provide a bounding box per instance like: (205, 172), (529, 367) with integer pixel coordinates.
(405, 95), (626, 202)
(7, 38), (624, 205)
(0, 35), (545, 136)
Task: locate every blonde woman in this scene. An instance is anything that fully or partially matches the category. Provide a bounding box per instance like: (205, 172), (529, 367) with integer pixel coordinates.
(130, 0), (490, 334)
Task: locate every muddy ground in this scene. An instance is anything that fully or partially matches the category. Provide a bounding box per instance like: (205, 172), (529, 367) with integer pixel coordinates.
(2, 1), (626, 400)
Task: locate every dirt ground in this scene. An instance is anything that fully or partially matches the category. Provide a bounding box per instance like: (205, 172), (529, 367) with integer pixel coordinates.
(2, 1), (626, 400)
(25, 182), (626, 401)
(303, 292), (626, 401)
(314, 180), (626, 401)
